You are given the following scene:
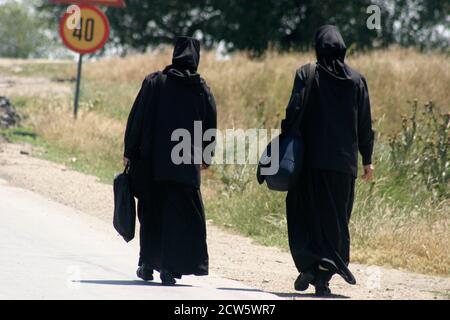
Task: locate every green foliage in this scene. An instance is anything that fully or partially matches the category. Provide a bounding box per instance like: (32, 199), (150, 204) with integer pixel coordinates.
(388, 101), (449, 199)
(0, 1), (51, 58)
(388, 0), (450, 51)
(56, 0), (450, 55)
(3, 50), (447, 274)
(204, 99), (449, 274)
(206, 164), (287, 247)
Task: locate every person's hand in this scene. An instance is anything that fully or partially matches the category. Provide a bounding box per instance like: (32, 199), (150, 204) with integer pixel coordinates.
(362, 164), (374, 181)
(201, 164), (209, 171)
(123, 157), (130, 167)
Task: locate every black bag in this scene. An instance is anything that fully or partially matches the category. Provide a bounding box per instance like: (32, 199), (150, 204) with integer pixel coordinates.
(257, 63), (316, 191)
(113, 165), (136, 242)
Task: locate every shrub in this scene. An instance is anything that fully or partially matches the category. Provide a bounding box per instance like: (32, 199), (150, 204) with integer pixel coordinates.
(388, 100), (449, 199)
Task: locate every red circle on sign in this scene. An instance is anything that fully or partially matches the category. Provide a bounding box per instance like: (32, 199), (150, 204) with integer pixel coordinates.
(59, 5), (110, 54)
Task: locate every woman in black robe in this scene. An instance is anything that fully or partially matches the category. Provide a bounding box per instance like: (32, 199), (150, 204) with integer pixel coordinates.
(281, 25), (374, 296)
(123, 37), (217, 285)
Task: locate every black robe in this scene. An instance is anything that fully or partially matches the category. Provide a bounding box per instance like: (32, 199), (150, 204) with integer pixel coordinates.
(283, 25), (374, 284)
(124, 37), (216, 276)
(281, 26), (374, 177)
(286, 170), (355, 283)
(137, 181), (208, 277)
(124, 38), (217, 188)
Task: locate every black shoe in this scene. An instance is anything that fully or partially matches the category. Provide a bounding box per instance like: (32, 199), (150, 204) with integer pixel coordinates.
(294, 272), (315, 291)
(160, 270), (176, 286)
(314, 271), (332, 297)
(320, 258), (356, 285)
(136, 265), (154, 281)
(315, 283), (332, 297)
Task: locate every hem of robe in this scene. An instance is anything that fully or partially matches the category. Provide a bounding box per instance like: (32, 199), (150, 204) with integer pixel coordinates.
(286, 168), (357, 285)
(138, 259), (209, 278)
(137, 181), (209, 279)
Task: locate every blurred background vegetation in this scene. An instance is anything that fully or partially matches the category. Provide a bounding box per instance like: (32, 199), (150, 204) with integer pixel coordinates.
(0, 1), (51, 58)
(0, 0), (449, 58)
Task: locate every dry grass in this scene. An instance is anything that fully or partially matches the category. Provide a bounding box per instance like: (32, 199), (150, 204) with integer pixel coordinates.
(352, 217), (450, 275)
(12, 97), (124, 180)
(203, 160), (450, 275)
(75, 47), (450, 131)
(350, 186), (450, 275)
(4, 47), (449, 276)
(26, 99), (123, 154)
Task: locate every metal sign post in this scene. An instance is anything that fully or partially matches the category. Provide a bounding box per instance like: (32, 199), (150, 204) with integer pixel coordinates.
(73, 53), (83, 118)
(59, 5), (110, 118)
(54, 1), (125, 118)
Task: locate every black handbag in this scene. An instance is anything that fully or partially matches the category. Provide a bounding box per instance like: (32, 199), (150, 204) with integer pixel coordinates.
(257, 63), (316, 191)
(113, 164), (136, 242)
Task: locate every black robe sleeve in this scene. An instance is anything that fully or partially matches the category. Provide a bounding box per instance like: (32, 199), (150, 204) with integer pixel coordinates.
(123, 76), (153, 160)
(281, 68), (306, 134)
(357, 76), (375, 165)
(200, 81), (217, 166)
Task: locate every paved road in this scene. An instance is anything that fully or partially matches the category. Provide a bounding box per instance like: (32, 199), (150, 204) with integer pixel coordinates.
(0, 179), (279, 300)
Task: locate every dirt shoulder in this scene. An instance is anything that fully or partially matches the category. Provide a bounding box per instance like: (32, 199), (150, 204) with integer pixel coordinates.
(0, 141), (449, 300)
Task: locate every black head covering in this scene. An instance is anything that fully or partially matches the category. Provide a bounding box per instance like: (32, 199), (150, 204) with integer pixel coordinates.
(315, 25), (351, 80)
(171, 36), (201, 72)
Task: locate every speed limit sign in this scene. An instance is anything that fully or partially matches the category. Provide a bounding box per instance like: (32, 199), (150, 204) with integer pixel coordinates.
(59, 5), (110, 54)
(58, 5), (111, 118)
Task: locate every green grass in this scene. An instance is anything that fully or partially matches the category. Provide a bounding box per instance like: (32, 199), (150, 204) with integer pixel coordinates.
(3, 115), (448, 276)
(1, 49), (448, 276)
(431, 290), (450, 299)
(81, 80), (141, 120)
(1, 126), (118, 183)
(7, 62), (75, 78)
(204, 102), (449, 275)
(206, 165), (287, 248)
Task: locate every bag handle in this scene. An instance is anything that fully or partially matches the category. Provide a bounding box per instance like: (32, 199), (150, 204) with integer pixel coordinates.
(290, 63), (316, 134)
(123, 162), (130, 175)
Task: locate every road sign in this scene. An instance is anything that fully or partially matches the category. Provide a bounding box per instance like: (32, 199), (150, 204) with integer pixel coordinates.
(59, 5), (110, 118)
(59, 5), (110, 54)
(51, 0), (126, 7)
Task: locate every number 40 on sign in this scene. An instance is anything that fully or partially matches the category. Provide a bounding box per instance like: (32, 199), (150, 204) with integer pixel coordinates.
(60, 5), (110, 54)
(58, 5), (111, 118)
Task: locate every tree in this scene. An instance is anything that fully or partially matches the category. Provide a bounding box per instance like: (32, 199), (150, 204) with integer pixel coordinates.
(105, 0), (220, 52)
(0, 1), (51, 58)
(38, 0), (450, 56)
(385, 0), (450, 50)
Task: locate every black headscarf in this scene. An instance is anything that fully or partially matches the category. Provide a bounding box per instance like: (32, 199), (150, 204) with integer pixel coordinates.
(171, 36), (201, 72)
(315, 25), (352, 80)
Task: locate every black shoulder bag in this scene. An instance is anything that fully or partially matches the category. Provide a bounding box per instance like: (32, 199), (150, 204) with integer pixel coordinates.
(257, 63), (316, 191)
